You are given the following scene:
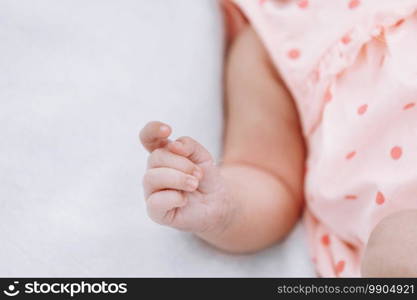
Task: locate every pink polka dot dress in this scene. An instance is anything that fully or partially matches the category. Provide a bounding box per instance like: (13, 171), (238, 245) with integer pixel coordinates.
(231, 0), (417, 277)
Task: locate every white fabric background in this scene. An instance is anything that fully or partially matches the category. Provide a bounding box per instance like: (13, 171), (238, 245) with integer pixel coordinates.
(0, 0), (314, 277)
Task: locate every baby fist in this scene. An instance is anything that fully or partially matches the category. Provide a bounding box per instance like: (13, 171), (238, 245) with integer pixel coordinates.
(140, 121), (229, 233)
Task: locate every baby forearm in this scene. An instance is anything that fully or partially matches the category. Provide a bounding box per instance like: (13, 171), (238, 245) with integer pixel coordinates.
(197, 163), (303, 253)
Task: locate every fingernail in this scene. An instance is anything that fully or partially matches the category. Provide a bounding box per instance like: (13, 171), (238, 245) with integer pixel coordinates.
(186, 177), (199, 190)
(171, 141), (184, 152)
(160, 125), (169, 133)
(192, 168), (203, 180)
(172, 141), (182, 148)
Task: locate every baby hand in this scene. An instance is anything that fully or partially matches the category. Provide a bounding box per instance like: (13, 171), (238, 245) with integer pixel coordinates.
(140, 121), (230, 234)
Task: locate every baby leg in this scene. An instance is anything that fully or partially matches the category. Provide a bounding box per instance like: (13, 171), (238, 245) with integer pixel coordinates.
(361, 210), (417, 277)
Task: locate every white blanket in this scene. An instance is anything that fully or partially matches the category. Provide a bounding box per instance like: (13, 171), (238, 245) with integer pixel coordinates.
(0, 0), (314, 277)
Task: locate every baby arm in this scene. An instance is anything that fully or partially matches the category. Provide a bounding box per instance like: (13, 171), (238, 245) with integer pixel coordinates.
(212, 26), (306, 251)
(140, 26), (305, 253)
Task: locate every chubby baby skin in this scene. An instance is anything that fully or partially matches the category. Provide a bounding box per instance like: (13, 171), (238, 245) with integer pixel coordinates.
(140, 13), (417, 275)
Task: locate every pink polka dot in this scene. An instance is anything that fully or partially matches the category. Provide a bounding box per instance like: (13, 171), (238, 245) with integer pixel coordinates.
(395, 19), (405, 27)
(335, 260), (346, 275)
(391, 146), (402, 160)
(348, 0), (360, 9)
(297, 0), (309, 9)
(376, 192), (385, 205)
(288, 49), (301, 60)
(324, 89), (332, 102)
(357, 104), (368, 115)
(341, 34), (351, 44)
(403, 102), (416, 110)
(346, 151), (356, 160)
(321, 234), (330, 246)
(345, 194), (358, 200)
